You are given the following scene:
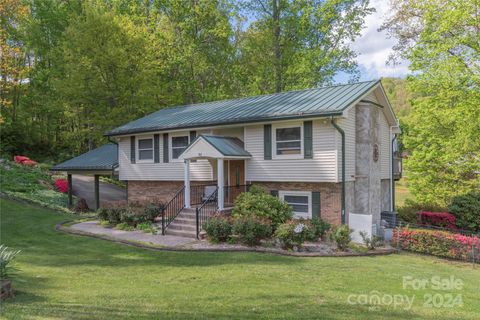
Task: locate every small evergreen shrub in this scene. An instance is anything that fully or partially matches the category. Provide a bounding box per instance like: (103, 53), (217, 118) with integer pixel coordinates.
(397, 199), (447, 224)
(275, 220), (312, 249)
(309, 217), (331, 241)
(232, 216), (272, 246)
(232, 185), (292, 229)
(330, 225), (352, 251)
(359, 231), (382, 250)
(448, 193), (480, 232)
(204, 214), (233, 243)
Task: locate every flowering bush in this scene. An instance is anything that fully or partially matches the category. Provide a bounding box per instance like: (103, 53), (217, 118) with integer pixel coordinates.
(204, 214), (233, 243)
(275, 220), (313, 249)
(417, 211), (457, 230)
(233, 185), (292, 229)
(232, 215), (272, 246)
(54, 179), (69, 193)
(392, 227), (480, 261)
(14, 155), (37, 166)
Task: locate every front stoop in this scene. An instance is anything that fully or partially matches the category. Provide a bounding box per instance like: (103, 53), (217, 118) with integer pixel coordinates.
(165, 208), (197, 238)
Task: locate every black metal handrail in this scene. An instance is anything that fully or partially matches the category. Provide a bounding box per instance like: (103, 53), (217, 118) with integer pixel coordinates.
(161, 186), (185, 235)
(196, 187), (218, 239)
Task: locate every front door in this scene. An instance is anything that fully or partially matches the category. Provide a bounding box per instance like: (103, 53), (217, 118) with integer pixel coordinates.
(226, 160), (245, 205)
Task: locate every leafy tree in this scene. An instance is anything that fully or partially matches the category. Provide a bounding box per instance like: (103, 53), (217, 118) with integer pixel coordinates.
(238, 0), (373, 94)
(381, 0), (480, 205)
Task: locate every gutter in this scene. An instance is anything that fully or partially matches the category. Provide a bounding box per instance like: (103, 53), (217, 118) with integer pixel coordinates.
(391, 133), (397, 211)
(330, 117), (346, 224)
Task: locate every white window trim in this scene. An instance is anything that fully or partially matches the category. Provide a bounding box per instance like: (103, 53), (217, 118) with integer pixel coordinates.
(170, 132), (190, 162)
(136, 135), (154, 163)
(279, 190), (312, 219)
(272, 122), (304, 159)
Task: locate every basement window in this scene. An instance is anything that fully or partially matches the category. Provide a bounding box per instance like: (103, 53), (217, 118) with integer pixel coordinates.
(279, 191), (311, 219)
(137, 137), (153, 161)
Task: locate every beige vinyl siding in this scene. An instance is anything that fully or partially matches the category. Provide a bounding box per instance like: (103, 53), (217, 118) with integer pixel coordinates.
(118, 131), (213, 181)
(379, 111), (391, 179)
(245, 120), (338, 182)
(336, 106), (356, 182)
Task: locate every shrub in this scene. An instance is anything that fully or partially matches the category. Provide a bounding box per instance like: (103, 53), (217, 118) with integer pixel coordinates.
(275, 220), (312, 249)
(392, 227), (479, 260)
(204, 214), (233, 243)
(232, 216), (272, 246)
(0, 244), (21, 280)
(75, 198), (89, 213)
(137, 222), (156, 234)
(232, 185), (292, 229)
(309, 217), (331, 241)
(417, 211), (457, 230)
(107, 207), (124, 225)
(115, 222), (134, 231)
(54, 179), (68, 193)
(330, 225), (352, 251)
(99, 220), (111, 227)
(448, 193), (480, 232)
(359, 231), (382, 250)
(97, 203), (161, 227)
(397, 199), (447, 224)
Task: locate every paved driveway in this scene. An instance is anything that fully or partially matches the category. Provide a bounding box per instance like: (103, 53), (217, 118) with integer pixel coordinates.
(72, 175), (126, 209)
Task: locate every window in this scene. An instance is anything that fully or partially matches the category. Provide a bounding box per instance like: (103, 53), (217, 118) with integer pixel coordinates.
(279, 191), (311, 219)
(171, 135), (189, 160)
(138, 138), (153, 161)
(274, 124), (302, 157)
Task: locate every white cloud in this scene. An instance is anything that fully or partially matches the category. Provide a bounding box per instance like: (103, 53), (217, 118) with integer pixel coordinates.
(351, 0), (409, 80)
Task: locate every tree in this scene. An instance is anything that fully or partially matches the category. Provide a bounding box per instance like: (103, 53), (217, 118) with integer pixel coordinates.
(381, 0), (480, 205)
(238, 0), (373, 94)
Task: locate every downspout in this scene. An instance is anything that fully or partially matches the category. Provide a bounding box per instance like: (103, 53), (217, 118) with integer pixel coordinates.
(391, 133), (397, 211)
(331, 117), (346, 224)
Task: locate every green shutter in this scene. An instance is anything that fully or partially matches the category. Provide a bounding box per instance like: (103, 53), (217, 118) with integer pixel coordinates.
(163, 133), (169, 163)
(189, 130), (197, 142)
(304, 120), (313, 159)
(270, 190), (278, 197)
(130, 136), (136, 164)
(264, 124), (272, 160)
(312, 191), (320, 219)
(153, 134), (160, 163)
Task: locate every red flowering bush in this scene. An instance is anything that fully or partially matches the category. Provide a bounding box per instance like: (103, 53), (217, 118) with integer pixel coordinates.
(14, 155), (38, 166)
(54, 179), (69, 193)
(392, 227), (479, 261)
(417, 211), (457, 230)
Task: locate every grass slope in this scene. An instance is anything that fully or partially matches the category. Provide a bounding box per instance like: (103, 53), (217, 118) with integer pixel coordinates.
(1, 198), (479, 319)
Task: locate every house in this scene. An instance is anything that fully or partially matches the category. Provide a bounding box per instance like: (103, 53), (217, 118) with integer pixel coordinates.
(52, 80), (401, 238)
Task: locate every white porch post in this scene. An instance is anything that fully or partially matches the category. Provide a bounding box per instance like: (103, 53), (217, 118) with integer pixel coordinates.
(217, 158), (224, 211)
(184, 159), (190, 208)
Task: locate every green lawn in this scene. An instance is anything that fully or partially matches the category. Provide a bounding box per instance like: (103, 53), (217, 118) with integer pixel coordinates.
(395, 179), (414, 207)
(1, 198), (479, 319)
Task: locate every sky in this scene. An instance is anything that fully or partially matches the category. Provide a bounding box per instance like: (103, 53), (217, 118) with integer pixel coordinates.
(335, 0), (410, 83)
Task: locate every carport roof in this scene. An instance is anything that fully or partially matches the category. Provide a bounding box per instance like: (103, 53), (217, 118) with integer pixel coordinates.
(51, 143), (118, 172)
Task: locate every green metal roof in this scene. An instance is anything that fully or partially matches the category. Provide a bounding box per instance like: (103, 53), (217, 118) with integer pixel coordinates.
(198, 135), (251, 157)
(51, 143), (118, 171)
(106, 80), (379, 136)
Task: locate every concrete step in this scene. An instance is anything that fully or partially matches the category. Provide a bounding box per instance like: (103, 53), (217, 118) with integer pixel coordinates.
(168, 223), (196, 231)
(166, 229), (197, 238)
(173, 218), (196, 225)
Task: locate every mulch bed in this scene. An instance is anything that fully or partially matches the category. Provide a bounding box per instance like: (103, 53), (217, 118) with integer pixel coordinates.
(57, 220), (396, 257)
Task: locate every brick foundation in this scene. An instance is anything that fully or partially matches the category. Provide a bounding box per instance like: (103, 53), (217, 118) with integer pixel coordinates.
(251, 181), (342, 225)
(127, 180), (214, 204)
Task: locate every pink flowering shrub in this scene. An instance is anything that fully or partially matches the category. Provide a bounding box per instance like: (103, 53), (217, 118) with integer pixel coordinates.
(54, 179), (69, 193)
(417, 211), (457, 230)
(392, 227), (479, 261)
(14, 155), (38, 166)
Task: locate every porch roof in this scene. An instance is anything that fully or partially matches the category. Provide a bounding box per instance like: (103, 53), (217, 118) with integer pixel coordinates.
(180, 135), (251, 160)
(50, 143), (118, 172)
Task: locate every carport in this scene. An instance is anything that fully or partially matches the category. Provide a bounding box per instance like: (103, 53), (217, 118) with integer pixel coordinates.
(50, 143), (119, 210)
